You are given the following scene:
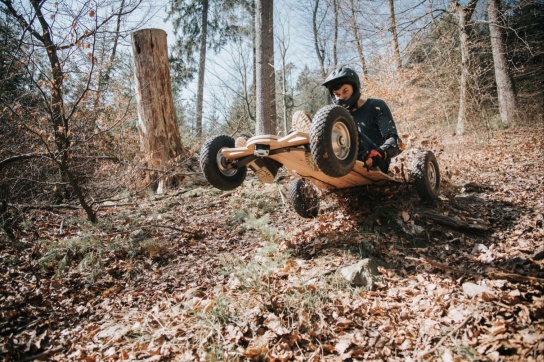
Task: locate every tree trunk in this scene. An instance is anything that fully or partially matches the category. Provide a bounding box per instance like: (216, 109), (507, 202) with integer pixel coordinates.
(312, 0), (326, 78)
(487, 0), (517, 126)
(196, 0), (209, 138)
(250, 2), (257, 125)
(255, 0), (276, 135)
(282, 66), (288, 135)
(132, 29), (185, 194)
(349, 0), (368, 80)
(388, 0), (402, 70)
(278, 42), (289, 136)
(453, 0), (478, 135)
(333, 0), (338, 69)
(97, 0), (125, 96)
(29, 0), (96, 222)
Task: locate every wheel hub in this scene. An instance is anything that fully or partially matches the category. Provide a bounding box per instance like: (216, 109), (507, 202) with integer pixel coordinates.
(427, 162), (437, 187)
(331, 121), (351, 160)
(216, 149), (237, 176)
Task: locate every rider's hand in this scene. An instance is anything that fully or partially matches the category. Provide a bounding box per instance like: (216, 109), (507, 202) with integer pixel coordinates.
(365, 149), (386, 168)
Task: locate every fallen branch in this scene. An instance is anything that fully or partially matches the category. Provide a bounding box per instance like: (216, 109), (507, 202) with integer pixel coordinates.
(7, 203), (79, 211)
(418, 212), (490, 231)
(407, 256), (544, 285)
(141, 224), (201, 238)
(96, 202), (137, 208)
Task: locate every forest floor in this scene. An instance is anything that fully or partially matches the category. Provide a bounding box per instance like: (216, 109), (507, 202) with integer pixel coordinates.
(1, 127), (543, 361)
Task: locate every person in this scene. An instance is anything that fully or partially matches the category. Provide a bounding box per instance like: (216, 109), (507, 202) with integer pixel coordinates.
(322, 66), (403, 173)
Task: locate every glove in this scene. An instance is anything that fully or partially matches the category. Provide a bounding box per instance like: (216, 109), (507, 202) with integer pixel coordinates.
(365, 149), (386, 168)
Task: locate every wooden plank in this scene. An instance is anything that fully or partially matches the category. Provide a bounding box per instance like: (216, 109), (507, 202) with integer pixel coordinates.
(221, 132), (398, 190)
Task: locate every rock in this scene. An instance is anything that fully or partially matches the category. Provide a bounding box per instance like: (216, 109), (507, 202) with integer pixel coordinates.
(462, 282), (494, 297)
(471, 243), (488, 254)
(340, 258), (382, 288)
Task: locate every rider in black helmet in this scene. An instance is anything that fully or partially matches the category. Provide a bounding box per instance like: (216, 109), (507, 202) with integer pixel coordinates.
(322, 66), (403, 173)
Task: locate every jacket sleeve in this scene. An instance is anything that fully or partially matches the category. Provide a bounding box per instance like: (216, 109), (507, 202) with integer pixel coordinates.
(375, 100), (402, 159)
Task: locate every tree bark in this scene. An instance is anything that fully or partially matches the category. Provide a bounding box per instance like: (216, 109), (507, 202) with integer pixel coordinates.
(333, 0), (339, 69)
(312, 0), (326, 78)
(278, 37), (289, 136)
(97, 0), (125, 95)
(487, 0), (517, 126)
(453, 0), (478, 135)
(388, 0), (402, 70)
(349, 0), (368, 80)
(132, 29), (185, 194)
(196, 0), (209, 138)
(255, 0), (276, 135)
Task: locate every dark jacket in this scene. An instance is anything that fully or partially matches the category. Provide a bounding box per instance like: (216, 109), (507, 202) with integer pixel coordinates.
(350, 98), (402, 171)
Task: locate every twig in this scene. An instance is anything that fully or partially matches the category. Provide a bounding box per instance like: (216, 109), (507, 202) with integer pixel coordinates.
(96, 202), (137, 208)
(406, 256), (544, 285)
(7, 203), (79, 211)
(421, 315), (473, 358)
(400, 162), (408, 184)
(141, 224), (200, 237)
(172, 188), (197, 197)
(219, 191), (234, 198)
(301, 268), (337, 284)
(276, 182), (286, 205)
(0, 152), (50, 168)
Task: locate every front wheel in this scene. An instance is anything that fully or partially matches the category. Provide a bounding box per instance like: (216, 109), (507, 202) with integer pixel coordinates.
(200, 135), (247, 191)
(412, 150), (440, 201)
(289, 178), (319, 218)
(310, 105), (358, 177)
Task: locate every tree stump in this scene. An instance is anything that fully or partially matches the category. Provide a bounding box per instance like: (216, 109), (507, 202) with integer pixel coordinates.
(132, 28), (185, 193)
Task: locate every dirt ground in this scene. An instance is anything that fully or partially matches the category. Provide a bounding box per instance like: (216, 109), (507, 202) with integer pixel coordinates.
(1, 127), (543, 361)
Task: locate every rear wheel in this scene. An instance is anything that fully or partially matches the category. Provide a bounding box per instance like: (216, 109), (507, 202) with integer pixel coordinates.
(412, 150), (440, 201)
(310, 105), (358, 177)
(289, 178), (319, 218)
(200, 135), (247, 191)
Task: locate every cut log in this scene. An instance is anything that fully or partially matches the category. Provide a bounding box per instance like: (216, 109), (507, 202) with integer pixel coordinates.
(132, 29), (185, 193)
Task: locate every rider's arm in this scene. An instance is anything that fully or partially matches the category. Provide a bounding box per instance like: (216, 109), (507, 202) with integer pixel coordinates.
(374, 100), (402, 159)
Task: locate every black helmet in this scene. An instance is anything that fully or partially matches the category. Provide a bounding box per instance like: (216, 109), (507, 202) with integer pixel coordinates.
(322, 67), (361, 110)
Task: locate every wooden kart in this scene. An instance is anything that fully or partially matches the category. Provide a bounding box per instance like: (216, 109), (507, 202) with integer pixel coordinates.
(200, 105), (440, 218)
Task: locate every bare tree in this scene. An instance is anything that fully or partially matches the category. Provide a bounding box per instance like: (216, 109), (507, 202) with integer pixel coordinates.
(169, 0), (252, 139)
(96, 0), (126, 98)
(452, 0), (479, 135)
(487, 0), (517, 126)
(0, 0), (151, 221)
(347, 0), (368, 79)
(312, 0), (327, 78)
(276, 15), (293, 135)
(333, 0), (339, 68)
(195, 0), (209, 139)
(207, 37), (256, 136)
(388, 0), (402, 70)
(255, 0), (276, 135)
